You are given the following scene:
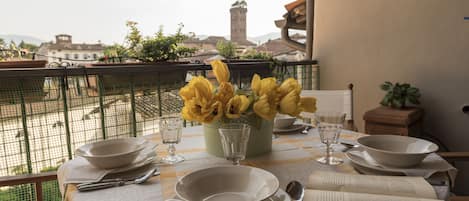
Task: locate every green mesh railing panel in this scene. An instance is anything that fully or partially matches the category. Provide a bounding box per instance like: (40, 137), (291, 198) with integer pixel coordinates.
(0, 184), (36, 201)
(0, 63), (317, 200)
(41, 180), (61, 201)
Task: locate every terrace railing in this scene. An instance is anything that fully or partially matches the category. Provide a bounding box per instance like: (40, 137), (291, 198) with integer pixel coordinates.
(0, 60), (318, 201)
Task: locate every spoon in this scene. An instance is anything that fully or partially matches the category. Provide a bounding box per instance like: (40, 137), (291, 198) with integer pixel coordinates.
(285, 180), (304, 201)
(301, 126), (312, 134)
(77, 167), (158, 191)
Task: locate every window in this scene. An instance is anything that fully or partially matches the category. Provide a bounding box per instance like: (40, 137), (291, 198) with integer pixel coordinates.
(93, 54), (97, 60)
(65, 54), (70, 59)
(74, 54), (79, 59)
(83, 54), (89, 60)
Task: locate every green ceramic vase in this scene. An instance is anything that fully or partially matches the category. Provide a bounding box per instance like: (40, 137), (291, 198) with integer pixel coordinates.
(203, 120), (273, 158)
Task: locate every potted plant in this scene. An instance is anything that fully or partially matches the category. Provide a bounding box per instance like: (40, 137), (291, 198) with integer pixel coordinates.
(87, 21), (196, 96)
(179, 60), (317, 157)
(380, 81), (421, 109)
(0, 41), (47, 104)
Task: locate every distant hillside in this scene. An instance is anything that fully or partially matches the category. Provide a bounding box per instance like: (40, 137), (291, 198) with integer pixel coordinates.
(0, 34), (45, 45)
(193, 32), (304, 46)
(194, 32), (281, 46)
(248, 32), (281, 45)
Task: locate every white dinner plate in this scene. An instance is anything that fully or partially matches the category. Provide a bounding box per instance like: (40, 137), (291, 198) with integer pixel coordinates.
(273, 124), (306, 134)
(176, 165), (279, 201)
(345, 147), (405, 176)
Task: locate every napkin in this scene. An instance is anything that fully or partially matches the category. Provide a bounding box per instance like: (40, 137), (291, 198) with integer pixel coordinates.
(348, 150), (457, 185)
(57, 142), (157, 195)
(302, 190), (443, 201)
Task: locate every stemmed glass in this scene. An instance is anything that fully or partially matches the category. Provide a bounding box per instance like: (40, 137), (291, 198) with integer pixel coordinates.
(159, 114), (184, 164)
(315, 112), (346, 165)
(218, 123), (251, 165)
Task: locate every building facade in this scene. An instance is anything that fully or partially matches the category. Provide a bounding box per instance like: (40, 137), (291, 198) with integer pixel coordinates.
(37, 34), (104, 65)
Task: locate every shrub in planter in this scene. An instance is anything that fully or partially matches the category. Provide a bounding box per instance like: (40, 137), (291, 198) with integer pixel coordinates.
(380, 81), (421, 109)
(87, 22), (196, 96)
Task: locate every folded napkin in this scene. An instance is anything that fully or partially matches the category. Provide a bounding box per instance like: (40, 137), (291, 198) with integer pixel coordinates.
(348, 150), (457, 185)
(303, 190), (443, 201)
(57, 142), (157, 196)
(306, 171), (438, 199)
(303, 171), (449, 201)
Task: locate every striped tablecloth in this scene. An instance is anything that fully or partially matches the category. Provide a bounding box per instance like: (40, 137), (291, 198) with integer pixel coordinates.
(58, 126), (449, 201)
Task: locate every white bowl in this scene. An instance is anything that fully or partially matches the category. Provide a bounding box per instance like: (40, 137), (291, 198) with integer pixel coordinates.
(76, 138), (147, 169)
(274, 114), (296, 129)
(357, 135), (438, 168)
(176, 165), (279, 201)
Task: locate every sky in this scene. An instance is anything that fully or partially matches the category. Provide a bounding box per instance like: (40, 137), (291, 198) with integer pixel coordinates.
(1, 0), (293, 44)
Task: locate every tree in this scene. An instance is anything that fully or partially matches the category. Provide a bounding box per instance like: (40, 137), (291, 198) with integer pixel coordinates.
(0, 38), (5, 61)
(125, 21), (143, 59)
(17, 40), (38, 59)
(18, 40), (38, 52)
(103, 44), (128, 62)
(216, 41), (237, 59)
(137, 24), (196, 62)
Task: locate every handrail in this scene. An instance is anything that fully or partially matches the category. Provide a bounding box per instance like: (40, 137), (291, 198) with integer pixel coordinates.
(0, 172), (58, 201)
(0, 60), (318, 78)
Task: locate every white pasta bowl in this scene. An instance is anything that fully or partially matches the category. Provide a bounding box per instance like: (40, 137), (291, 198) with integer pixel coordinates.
(76, 138), (147, 169)
(274, 114), (296, 129)
(357, 135), (438, 168)
(176, 165), (279, 201)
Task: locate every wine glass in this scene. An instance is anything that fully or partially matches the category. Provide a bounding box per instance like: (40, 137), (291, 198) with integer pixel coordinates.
(159, 114), (184, 164)
(218, 123), (251, 165)
(315, 111), (346, 165)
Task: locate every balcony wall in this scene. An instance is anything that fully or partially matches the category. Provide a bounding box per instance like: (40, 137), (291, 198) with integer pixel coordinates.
(313, 0), (469, 194)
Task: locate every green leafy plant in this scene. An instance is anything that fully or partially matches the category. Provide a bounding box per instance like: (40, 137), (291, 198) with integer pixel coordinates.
(124, 22), (196, 62)
(101, 44), (128, 63)
(216, 41), (237, 59)
(380, 81), (421, 108)
(241, 49), (272, 60)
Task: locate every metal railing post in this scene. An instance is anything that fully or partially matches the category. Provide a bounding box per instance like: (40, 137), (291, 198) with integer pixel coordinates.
(97, 76), (107, 139)
(315, 65), (320, 90)
(60, 76), (73, 160)
(129, 76), (137, 137)
(157, 73), (163, 117)
(18, 80), (33, 175)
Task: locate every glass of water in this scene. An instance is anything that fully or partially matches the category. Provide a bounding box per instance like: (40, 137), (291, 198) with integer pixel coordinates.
(159, 114), (184, 164)
(316, 112), (346, 165)
(218, 123), (251, 165)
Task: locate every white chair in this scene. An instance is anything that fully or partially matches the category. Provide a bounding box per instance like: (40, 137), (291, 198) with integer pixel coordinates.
(300, 84), (356, 131)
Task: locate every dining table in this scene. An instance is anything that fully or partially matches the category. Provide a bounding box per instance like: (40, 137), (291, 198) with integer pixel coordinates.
(57, 126), (451, 201)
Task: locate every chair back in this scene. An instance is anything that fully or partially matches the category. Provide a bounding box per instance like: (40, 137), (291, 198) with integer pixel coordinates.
(300, 84), (354, 121)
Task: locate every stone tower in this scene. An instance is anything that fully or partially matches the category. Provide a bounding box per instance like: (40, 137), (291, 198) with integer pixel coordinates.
(230, 0), (248, 44)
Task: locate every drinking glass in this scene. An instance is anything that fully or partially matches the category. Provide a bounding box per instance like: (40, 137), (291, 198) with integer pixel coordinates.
(218, 123), (251, 165)
(159, 114), (184, 164)
(315, 112), (346, 165)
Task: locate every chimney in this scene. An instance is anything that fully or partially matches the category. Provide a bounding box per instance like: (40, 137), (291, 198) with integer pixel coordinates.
(55, 34), (72, 45)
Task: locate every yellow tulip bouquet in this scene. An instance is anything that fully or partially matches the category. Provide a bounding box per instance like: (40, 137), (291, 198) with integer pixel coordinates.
(179, 60), (317, 125)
